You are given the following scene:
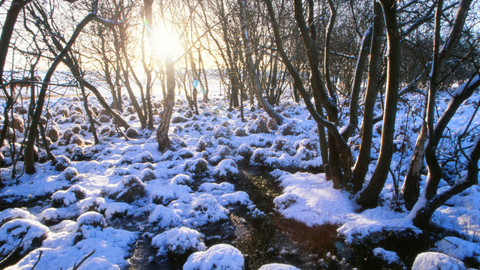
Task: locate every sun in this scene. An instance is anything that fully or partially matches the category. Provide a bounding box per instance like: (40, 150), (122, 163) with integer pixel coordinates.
(144, 21), (180, 58)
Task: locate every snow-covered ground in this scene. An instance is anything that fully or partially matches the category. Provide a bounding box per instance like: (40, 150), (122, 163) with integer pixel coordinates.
(1, 84), (479, 269)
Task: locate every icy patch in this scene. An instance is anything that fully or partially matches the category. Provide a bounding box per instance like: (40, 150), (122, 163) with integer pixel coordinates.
(183, 244), (244, 270)
(151, 227), (206, 256)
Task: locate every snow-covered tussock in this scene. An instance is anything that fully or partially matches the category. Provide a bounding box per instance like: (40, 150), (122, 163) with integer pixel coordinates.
(103, 175), (146, 203)
(151, 227), (206, 256)
(184, 244), (244, 270)
(0, 219), (49, 256)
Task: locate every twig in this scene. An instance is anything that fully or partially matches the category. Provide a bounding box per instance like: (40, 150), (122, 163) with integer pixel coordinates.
(72, 249), (95, 270)
(30, 250), (43, 270)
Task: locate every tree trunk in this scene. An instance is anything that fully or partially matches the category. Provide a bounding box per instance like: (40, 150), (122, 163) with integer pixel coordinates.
(25, 12), (103, 174)
(402, 0), (473, 208)
(352, 0), (384, 191)
(341, 24), (373, 139)
(356, 0), (400, 208)
(411, 135), (480, 228)
(156, 56), (175, 152)
(238, 0), (284, 125)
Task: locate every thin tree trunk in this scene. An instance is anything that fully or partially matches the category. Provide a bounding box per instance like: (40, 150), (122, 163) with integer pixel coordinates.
(352, 0), (384, 191)
(356, 0), (401, 208)
(156, 56), (175, 152)
(238, 0), (284, 125)
(341, 25), (373, 139)
(25, 11), (107, 174)
(402, 0), (473, 208)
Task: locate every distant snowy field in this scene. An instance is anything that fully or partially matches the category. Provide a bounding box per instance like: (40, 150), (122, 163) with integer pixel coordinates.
(1, 80), (479, 269)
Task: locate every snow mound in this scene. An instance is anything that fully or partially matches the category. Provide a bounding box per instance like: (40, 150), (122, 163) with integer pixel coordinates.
(40, 207), (76, 224)
(148, 205), (181, 228)
(51, 185), (87, 207)
(0, 208), (35, 227)
(103, 175), (146, 203)
(219, 191), (251, 206)
(412, 252), (466, 270)
(183, 244), (244, 270)
(190, 194), (228, 226)
(373, 247), (401, 265)
(435, 237), (480, 261)
(151, 227), (206, 256)
(76, 211), (106, 230)
(104, 202), (133, 219)
(213, 159), (239, 178)
(0, 219), (49, 256)
(198, 182), (235, 195)
(259, 263), (300, 270)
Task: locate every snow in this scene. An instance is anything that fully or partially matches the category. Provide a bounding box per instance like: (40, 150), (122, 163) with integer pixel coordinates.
(435, 237), (480, 261)
(1, 82), (480, 269)
(151, 227), (206, 255)
(183, 244), (244, 270)
(373, 247), (401, 264)
(259, 263), (301, 270)
(412, 252), (466, 270)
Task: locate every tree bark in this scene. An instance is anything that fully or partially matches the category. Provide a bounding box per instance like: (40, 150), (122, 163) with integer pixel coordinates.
(402, 0), (473, 208)
(156, 56), (176, 152)
(238, 0), (284, 125)
(352, 0), (384, 191)
(356, 0), (400, 207)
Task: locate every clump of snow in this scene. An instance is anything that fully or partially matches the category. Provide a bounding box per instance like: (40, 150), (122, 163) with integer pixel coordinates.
(0, 208), (35, 227)
(60, 167), (78, 181)
(148, 205), (182, 228)
(183, 244), (244, 270)
(171, 174), (194, 187)
(77, 197), (106, 214)
(51, 184), (87, 207)
(190, 194), (229, 226)
(76, 211), (106, 231)
(273, 171), (354, 227)
(412, 252), (466, 270)
(103, 175), (146, 203)
(53, 155), (70, 171)
(213, 159), (239, 178)
(435, 237), (480, 261)
(259, 263), (300, 270)
(373, 247), (401, 265)
(40, 207), (76, 224)
(0, 219), (49, 256)
(151, 227), (206, 256)
(198, 182), (235, 195)
(219, 191), (251, 206)
(104, 202), (133, 219)
(184, 158), (209, 175)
